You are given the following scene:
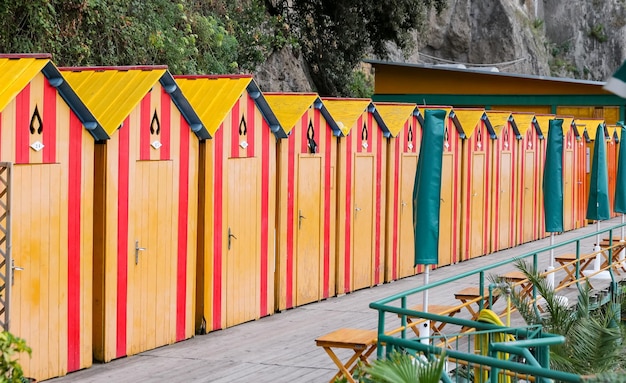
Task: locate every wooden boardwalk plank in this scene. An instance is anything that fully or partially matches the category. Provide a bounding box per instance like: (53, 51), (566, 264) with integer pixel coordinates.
(47, 217), (624, 383)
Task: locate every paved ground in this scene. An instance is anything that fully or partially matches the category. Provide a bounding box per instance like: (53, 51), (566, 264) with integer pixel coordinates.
(47, 216), (626, 383)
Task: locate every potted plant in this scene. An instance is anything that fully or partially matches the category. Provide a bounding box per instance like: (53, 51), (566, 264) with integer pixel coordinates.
(0, 331), (32, 382)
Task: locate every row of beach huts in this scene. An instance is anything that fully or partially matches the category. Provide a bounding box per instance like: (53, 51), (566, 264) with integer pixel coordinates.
(0, 53), (618, 381)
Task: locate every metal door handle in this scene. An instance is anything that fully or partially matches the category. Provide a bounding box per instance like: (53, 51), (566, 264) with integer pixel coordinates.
(298, 210), (306, 229)
(355, 206), (361, 219)
(135, 240), (146, 264)
(11, 260), (23, 272)
(228, 227), (237, 250)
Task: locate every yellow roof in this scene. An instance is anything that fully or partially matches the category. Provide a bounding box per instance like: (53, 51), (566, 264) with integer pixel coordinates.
(511, 112), (536, 137)
(452, 108), (485, 138)
(533, 114), (556, 137)
(264, 93), (319, 134)
(374, 102), (418, 137)
(62, 67), (167, 136)
(484, 111), (511, 137)
(0, 57), (49, 113)
(322, 98), (372, 136)
(176, 76), (251, 136)
(557, 116), (575, 136)
(575, 118), (606, 141)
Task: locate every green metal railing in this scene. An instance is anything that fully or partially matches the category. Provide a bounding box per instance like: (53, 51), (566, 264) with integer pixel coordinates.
(369, 222), (626, 382)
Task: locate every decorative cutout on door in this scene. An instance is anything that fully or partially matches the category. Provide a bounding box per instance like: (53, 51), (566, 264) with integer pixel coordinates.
(29, 106), (43, 135)
(407, 125), (414, 150)
(150, 110), (162, 149)
(29, 105), (44, 151)
(307, 119), (317, 154)
(503, 127), (509, 149)
(361, 122), (368, 149)
(567, 130), (572, 149)
(444, 126), (450, 150)
(476, 126), (482, 150)
(527, 128), (533, 149)
(239, 115), (248, 149)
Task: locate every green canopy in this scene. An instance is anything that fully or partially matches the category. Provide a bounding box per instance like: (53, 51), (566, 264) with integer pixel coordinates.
(614, 124), (626, 214)
(586, 124), (611, 221)
(413, 109), (446, 266)
(543, 119), (564, 232)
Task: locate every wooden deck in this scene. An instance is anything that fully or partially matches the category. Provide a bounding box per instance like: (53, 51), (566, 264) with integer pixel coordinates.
(47, 217), (625, 383)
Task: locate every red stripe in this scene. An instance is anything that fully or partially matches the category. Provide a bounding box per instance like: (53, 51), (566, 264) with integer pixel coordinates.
(247, 95), (255, 157)
(139, 95), (150, 160)
(344, 135), (352, 292)
(484, 131), (491, 254)
(116, 117), (130, 357)
(392, 136), (400, 279)
(16, 83), (30, 164)
(260, 120), (269, 316)
(322, 111), (331, 297)
(43, 78), (56, 163)
(464, 135), (472, 260)
(231, 101), (240, 158)
(212, 126), (223, 330)
(301, 113), (309, 153)
(285, 123), (296, 308)
(67, 113), (82, 371)
(374, 122), (382, 284)
(452, 121), (460, 263)
(533, 135), (539, 238)
(510, 130), (517, 244)
(160, 88), (171, 160)
(518, 134), (526, 242)
(176, 115), (190, 341)
(368, 113), (373, 154)
(494, 138), (501, 250)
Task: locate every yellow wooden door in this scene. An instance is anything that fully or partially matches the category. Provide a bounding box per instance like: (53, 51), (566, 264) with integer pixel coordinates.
(522, 151), (536, 243)
(498, 152), (513, 249)
(398, 154), (418, 277)
(11, 164), (63, 379)
(564, 150), (574, 230)
(295, 156), (322, 305)
(469, 153), (485, 258)
(226, 157), (259, 327)
(439, 153), (454, 266)
(352, 155), (374, 290)
(128, 161), (176, 355)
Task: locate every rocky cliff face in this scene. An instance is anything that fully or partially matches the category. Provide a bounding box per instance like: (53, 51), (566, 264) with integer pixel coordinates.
(254, 0), (626, 92)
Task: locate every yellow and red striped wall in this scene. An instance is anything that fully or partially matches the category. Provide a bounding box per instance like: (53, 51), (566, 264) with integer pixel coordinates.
(325, 98), (389, 294)
(266, 93), (341, 310)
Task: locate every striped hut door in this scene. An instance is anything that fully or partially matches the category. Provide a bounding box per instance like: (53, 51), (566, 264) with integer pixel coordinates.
(352, 155), (375, 290)
(225, 157), (259, 327)
(128, 160), (176, 355)
(295, 155), (323, 306)
(398, 154), (418, 277)
(11, 163), (63, 379)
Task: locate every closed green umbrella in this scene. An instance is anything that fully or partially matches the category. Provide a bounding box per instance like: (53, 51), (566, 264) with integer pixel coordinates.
(542, 119), (564, 287)
(586, 123), (611, 249)
(614, 124), (626, 239)
(413, 109), (446, 320)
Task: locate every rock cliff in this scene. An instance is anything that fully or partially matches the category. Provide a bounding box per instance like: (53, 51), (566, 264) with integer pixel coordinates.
(254, 0), (626, 92)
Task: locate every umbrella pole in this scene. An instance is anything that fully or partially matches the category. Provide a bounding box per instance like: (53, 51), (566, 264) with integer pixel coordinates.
(419, 265), (430, 345)
(422, 265), (430, 312)
(546, 233), (555, 289)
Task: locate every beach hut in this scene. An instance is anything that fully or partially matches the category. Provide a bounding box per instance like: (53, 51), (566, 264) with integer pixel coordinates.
(454, 108), (495, 260)
(607, 125), (619, 218)
(175, 75), (285, 332)
(575, 118), (608, 225)
(323, 98), (389, 294)
(61, 66), (207, 362)
(421, 106), (462, 266)
(559, 116), (579, 231)
(534, 114), (553, 238)
(484, 110), (518, 252)
(375, 102), (422, 281)
(511, 112), (542, 244)
(0, 54), (107, 380)
(264, 93), (341, 310)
